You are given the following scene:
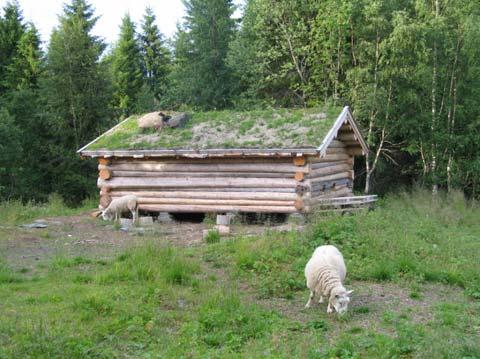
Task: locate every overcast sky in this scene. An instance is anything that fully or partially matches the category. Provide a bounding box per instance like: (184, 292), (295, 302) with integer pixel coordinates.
(0, 0), (243, 48)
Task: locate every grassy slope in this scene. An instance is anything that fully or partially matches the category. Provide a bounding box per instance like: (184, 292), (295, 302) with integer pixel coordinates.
(0, 191), (479, 358)
(0, 194), (97, 226)
(87, 107), (341, 151)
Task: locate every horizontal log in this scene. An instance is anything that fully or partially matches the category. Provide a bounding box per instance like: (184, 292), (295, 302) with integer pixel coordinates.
(295, 172), (305, 182)
(102, 162), (309, 173)
(110, 190), (298, 201)
(307, 164), (351, 179)
(310, 160), (351, 170)
(138, 204), (297, 213)
(307, 171), (351, 185)
(110, 197), (295, 206)
(337, 133), (357, 142)
(293, 156), (306, 166)
(346, 147), (364, 156)
(112, 158), (293, 165)
(109, 170), (296, 179)
(308, 187), (352, 201)
(311, 184), (348, 196)
(325, 147), (349, 155)
(98, 158), (110, 166)
(311, 179), (353, 193)
(98, 177), (297, 189)
(309, 153), (351, 162)
(99, 169), (112, 180)
(328, 140), (347, 148)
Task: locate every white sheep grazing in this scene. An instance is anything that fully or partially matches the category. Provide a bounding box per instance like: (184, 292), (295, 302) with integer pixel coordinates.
(304, 245), (353, 314)
(101, 195), (138, 224)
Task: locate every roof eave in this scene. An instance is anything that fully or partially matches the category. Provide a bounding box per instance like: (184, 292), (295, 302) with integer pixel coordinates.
(317, 106), (368, 155)
(79, 148), (320, 159)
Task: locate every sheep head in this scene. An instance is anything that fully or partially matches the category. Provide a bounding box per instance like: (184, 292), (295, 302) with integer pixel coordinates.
(330, 288), (353, 315)
(101, 208), (114, 221)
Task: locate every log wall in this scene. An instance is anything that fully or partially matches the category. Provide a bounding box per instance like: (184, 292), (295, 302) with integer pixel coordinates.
(97, 142), (356, 213)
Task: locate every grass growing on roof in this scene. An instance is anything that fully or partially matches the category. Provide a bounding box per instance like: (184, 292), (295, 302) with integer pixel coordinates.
(86, 106), (341, 150)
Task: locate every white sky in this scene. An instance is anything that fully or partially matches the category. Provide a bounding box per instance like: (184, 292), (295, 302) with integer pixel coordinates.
(0, 0), (243, 48)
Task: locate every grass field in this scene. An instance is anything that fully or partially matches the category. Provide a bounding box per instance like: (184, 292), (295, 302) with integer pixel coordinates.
(0, 190), (479, 358)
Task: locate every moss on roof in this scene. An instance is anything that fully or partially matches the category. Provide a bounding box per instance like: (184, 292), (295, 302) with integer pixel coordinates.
(86, 107), (342, 151)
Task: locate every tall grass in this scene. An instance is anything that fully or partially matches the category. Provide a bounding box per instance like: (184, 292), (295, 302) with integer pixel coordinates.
(0, 194), (97, 225)
(222, 189), (480, 299)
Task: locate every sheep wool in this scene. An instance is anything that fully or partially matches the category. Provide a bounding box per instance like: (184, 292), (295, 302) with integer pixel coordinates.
(304, 245), (352, 314)
(101, 195), (138, 224)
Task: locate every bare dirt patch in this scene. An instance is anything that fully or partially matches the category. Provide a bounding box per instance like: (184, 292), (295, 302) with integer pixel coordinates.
(0, 213), (288, 271)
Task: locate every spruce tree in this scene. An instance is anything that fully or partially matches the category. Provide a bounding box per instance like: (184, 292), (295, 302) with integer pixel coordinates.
(172, 0), (235, 109)
(5, 23), (42, 90)
(111, 14), (143, 118)
(140, 7), (170, 103)
(41, 0), (110, 203)
(0, 1), (25, 94)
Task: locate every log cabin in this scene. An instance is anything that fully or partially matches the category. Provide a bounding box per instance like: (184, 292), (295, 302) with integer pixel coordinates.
(78, 106), (368, 214)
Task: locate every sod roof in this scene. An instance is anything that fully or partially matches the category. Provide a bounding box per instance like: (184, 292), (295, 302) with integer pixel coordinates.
(78, 106), (367, 157)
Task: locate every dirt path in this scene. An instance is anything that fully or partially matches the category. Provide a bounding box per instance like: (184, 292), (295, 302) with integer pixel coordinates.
(0, 213), (282, 272)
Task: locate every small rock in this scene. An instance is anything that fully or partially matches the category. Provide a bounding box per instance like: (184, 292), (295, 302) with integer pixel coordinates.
(216, 214), (230, 226)
(214, 225), (230, 235)
(138, 216), (154, 226)
(21, 223), (47, 229)
(158, 213), (172, 223)
(119, 218), (133, 229)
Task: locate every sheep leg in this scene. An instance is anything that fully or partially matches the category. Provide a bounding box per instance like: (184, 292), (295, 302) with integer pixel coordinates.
(131, 208), (137, 226)
(327, 302), (333, 313)
(318, 295), (324, 304)
(305, 291), (315, 308)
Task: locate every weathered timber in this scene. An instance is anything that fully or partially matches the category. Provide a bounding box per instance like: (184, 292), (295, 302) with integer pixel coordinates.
(101, 162), (309, 173)
(310, 153), (351, 162)
(310, 160), (351, 170)
(110, 190), (298, 200)
(328, 140), (347, 148)
(310, 179), (352, 194)
(313, 195), (378, 205)
(346, 146), (364, 156)
(112, 158), (293, 165)
(295, 172), (305, 181)
(306, 164), (351, 178)
(307, 171), (351, 185)
(294, 199), (304, 210)
(98, 177), (297, 189)
(99, 169), (112, 180)
(110, 197), (294, 206)
(109, 170), (296, 179)
(293, 156), (306, 166)
(325, 147), (349, 154)
(139, 204), (297, 213)
(309, 187), (352, 200)
(338, 132), (357, 142)
(98, 158), (110, 166)
(99, 194), (112, 208)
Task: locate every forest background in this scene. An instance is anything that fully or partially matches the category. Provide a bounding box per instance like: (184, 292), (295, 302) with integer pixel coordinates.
(1, 0), (479, 204)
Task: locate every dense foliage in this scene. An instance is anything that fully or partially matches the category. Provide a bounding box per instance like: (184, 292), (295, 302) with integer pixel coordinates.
(0, 0), (479, 203)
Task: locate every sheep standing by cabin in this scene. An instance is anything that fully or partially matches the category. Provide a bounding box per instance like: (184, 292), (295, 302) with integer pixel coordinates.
(101, 195), (139, 224)
(304, 245), (353, 314)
